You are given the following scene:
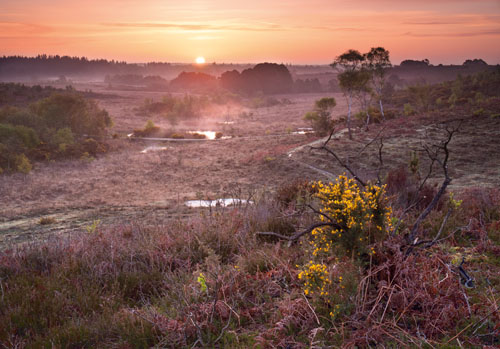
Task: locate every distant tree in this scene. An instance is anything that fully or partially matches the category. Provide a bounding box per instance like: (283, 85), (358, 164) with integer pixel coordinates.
(331, 49), (366, 139)
(353, 69), (373, 129)
(407, 84), (433, 113)
(303, 97), (336, 136)
(294, 78), (322, 93)
(170, 72), (217, 91)
(400, 59), (430, 68)
(463, 59), (487, 66)
(364, 47), (391, 120)
(15, 153), (32, 174)
(220, 63), (294, 95)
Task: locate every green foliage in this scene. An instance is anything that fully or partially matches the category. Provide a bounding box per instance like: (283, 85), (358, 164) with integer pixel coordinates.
(473, 108), (485, 116)
(85, 219), (101, 234)
(31, 93), (112, 136)
(248, 96), (282, 108)
(0, 91), (112, 172)
(15, 153), (32, 174)
(133, 119), (160, 137)
(0, 123), (40, 149)
(140, 94), (210, 119)
(315, 97), (336, 110)
(407, 84), (433, 112)
(389, 68), (500, 115)
(409, 151), (419, 175)
(303, 97), (336, 136)
(447, 92), (458, 107)
(53, 127), (75, 152)
(403, 103), (415, 116)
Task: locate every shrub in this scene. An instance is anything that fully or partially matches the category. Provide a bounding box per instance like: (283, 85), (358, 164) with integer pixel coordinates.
(248, 96), (282, 108)
(310, 176), (392, 258)
(303, 97), (336, 136)
(133, 120), (159, 137)
(15, 153), (32, 174)
(473, 108), (485, 116)
(274, 179), (313, 208)
(190, 132), (206, 139)
(385, 166), (440, 211)
(31, 93), (112, 136)
(39, 217), (56, 225)
(0, 123), (39, 149)
(139, 94), (210, 119)
(403, 103), (415, 116)
(0, 91), (112, 172)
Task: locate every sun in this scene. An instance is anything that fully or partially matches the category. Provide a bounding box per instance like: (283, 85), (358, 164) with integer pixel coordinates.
(195, 56), (206, 64)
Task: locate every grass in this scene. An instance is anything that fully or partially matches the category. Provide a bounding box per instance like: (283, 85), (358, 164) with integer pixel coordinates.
(1, 71), (499, 347)
(0, 180), (498, 347)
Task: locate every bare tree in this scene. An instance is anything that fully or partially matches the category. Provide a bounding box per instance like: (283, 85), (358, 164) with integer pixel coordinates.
(408, 125), (457, 242)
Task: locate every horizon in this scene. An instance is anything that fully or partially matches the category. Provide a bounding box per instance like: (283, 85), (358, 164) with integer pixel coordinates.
(1, 54), (497, 67)
(1, 0), (500, 65)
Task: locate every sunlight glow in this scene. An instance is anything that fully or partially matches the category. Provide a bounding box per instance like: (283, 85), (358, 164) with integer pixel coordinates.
(195, 56), (206, 64)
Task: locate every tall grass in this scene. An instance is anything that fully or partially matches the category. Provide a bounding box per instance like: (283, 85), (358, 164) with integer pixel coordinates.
(0, 183), (499, 347)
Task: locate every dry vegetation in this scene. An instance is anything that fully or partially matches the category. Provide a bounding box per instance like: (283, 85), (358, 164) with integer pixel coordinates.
(0, 69), (499, 347)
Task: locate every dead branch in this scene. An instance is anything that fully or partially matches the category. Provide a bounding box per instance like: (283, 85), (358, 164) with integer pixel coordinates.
(376, 137), (384, 185)
(405, 209), (454, 255)
(307, 204), (334, 222)
(256, 221), (343, 244)
(408, 126), (457, 242)
(310, 130), (367, 187)
(357, 126), (386, 156)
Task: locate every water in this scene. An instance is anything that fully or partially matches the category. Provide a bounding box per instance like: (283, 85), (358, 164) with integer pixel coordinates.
(187, 131), (232, 140)
(292, 127), (314, 135)
(141, 146), (168, 153)
(185, 198), (252, 208)
(188, 131), (217, 139)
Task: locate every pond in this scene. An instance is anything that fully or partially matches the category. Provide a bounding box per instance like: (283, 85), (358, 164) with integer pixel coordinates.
(188, 130), (217, 140)
(140, 146), (168, 153)
(185, 198), (252, 208)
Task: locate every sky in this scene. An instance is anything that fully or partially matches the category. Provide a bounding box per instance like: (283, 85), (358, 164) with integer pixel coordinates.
(1, 0), (499, 65)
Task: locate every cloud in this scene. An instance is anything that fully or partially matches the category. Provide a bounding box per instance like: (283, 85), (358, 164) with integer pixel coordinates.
(402, 21), (461, 25)
(100, 22), (283, 32)
(404, 29), (500, 37)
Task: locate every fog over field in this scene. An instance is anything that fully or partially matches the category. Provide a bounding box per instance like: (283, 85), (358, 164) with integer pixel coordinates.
(0, 0), (499, 347)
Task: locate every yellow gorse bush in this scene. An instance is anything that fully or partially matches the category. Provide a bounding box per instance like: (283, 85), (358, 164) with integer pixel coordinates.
(310, 175), (392, 257)
(298, 175), (393, 316)
(298, 261), (331, 296)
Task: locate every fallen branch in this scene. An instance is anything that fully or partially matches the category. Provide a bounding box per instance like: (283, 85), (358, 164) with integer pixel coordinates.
(256, 221), (342, 243)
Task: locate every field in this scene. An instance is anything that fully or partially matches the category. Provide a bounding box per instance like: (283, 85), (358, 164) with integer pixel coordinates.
(1, 82), (499, 247)
(0, 73), (499, 347)
(0, 84), (345, 246)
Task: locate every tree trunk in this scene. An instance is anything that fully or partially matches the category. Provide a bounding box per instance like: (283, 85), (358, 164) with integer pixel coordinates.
(379, 98), (385, 121)
(365, 109), (370, 130)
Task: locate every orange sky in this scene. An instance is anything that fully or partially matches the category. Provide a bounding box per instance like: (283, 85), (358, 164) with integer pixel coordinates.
(1, 0), (499, 64)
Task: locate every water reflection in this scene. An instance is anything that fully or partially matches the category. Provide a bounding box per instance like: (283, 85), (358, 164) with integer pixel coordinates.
(185, 198), (252, 208)
(141, 146), (168, 153)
